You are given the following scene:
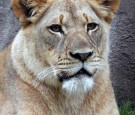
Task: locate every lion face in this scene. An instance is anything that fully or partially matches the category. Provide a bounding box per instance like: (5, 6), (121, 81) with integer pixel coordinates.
(12, 0), (120, 95)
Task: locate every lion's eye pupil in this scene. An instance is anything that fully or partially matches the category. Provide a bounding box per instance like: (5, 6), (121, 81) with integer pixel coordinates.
(49, 24), (63, 33)
(87, 23), (98, 32)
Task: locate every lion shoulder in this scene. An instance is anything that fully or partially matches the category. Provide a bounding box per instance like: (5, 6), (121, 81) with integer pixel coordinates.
(0, 45), (13, 113)
(0, 45), (11, 74)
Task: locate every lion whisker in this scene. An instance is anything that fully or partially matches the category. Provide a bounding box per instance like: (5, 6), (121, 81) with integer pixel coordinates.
(37, 67), (58, 81)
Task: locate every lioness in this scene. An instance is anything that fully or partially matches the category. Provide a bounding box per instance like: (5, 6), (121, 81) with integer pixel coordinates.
(0, 0), (120, 114)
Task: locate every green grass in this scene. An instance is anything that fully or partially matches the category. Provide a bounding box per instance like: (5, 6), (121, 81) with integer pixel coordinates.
(119, 101), (135, 115)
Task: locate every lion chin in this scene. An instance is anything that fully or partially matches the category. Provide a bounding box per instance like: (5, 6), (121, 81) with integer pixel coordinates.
(54, 67), (93, 95)
(0, 0), (121, 115)
(62, 75), (94, 96)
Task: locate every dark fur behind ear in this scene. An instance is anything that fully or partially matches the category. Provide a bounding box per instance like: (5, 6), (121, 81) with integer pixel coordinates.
(19, 0), (35, 18)
(97, 0), (121, 12)
(102, 0), (110, 6)
(11, 0), (48, 27)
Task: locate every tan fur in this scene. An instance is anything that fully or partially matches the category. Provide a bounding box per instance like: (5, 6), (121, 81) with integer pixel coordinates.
(0, 0), (120, 114)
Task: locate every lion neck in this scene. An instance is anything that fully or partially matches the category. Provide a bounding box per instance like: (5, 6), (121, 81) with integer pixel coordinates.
(35, 73), (110, 115)
(35, 82), (87, 113)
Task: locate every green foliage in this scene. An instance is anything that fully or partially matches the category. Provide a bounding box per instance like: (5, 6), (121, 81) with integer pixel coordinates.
(119, 101), (135, 115)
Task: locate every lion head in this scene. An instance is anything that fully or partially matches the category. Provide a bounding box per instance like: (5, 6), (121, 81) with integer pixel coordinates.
(11, 0), (120, 96)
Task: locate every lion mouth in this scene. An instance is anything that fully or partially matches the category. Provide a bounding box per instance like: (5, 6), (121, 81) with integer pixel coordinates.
(58, 68), (92, 82)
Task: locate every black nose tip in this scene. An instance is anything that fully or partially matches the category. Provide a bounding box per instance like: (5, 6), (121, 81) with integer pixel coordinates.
(69, 51), (93, 62)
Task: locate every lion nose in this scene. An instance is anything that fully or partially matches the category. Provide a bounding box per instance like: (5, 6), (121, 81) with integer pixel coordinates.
(69, 51), (93, 62)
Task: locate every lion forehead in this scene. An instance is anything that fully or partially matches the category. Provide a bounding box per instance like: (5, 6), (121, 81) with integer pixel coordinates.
(45, 1), (99, 20)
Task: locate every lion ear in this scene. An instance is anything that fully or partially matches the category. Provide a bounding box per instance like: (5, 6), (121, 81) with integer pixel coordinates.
(98, 0), (121, 12)
(11, 0), (50, 27)
(95, 0), (121, 23)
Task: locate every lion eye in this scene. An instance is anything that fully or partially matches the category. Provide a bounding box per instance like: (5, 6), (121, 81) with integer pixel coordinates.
(87, 23), (98, 32)
(48, 24), (63, 33)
